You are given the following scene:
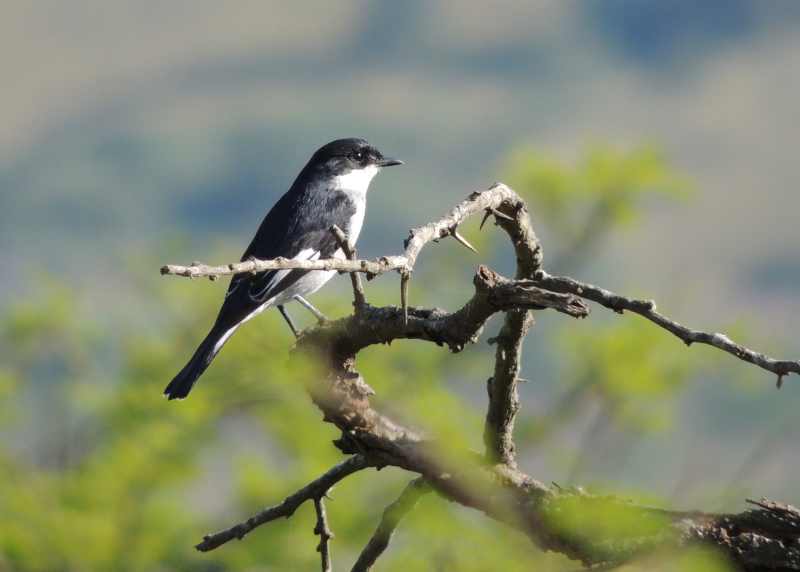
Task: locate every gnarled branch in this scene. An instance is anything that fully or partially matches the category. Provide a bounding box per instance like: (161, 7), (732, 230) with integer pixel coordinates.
(168, 183), (799, 570)
(161, 184), (795, 386)
(533, 270), (800, 386)
(293, 308), (800, 569)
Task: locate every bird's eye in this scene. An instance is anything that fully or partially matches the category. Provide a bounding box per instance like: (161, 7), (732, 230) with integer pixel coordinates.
(353, 151), (363, 161)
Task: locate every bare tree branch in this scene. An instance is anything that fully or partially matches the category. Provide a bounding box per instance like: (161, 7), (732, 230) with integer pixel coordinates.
(480, 181), (544, 466)
(160, 253), (405, 279)
(484, 308), (534, 467)
(161, 182), (796, 386)
(330, 224), (366, 311)
(160, 183), (536, 281)
(289, 187), (799, 568)
(351, 478), (431, 572)
(313, 497), (333, 572)
(196, 455), (370, 552)
(298, 321), (800, 569)
(297, 266), (587, 361)
(161, 183), (541, 332)
(533, 270), (800, 386)
(164, 183), (800, 569)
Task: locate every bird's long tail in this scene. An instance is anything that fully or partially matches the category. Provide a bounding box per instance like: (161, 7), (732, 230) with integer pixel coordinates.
(164, 323), (238, 400)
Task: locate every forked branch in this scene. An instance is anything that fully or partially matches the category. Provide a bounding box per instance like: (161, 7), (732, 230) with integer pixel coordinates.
(169, 183), (799, 569)
(162, 184), (797, 386)
(195, 455), (370, 552)
(533, 271), (800, 386)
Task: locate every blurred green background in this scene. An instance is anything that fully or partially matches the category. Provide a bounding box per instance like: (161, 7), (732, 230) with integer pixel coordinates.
(1, 2), (799, 570)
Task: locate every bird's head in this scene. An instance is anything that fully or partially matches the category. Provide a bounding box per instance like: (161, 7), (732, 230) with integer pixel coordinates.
(308, 138), (402, 194)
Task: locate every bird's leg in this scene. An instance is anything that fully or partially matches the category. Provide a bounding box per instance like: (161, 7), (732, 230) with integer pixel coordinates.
(277, 304), (300, 338)
(293, 295), (328, 324)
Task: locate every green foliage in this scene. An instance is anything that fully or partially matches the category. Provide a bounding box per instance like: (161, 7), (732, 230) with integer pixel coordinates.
(0, 141), (744, 571)
(616, 547), (733, 571)
(502, 144), (692, 271)
(0, 284), (548, 571)
(545, 493), (672, 550)
(504, 144), (691, 234)
(558, 319), (698, 432)
(505, 144), (709, 445)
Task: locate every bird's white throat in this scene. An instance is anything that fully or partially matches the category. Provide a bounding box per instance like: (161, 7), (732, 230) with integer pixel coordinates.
(333, 165), (379, 198)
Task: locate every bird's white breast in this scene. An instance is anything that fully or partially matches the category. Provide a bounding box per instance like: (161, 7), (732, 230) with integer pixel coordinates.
(332, 165), (376, 243)
(333, 165), (378, 200)
(346, 200), (366, 243)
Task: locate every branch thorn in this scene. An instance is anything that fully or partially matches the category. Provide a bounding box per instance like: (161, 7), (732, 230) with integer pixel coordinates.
(492, 207), (514, 222)
(400, 269), (411, 326)
(451, 227), (478, 253)
(480, 210), (492, 230)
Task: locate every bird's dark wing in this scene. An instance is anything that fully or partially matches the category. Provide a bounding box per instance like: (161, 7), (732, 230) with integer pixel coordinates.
(246, 226), (341, 303)
(216, 188), (357, 325)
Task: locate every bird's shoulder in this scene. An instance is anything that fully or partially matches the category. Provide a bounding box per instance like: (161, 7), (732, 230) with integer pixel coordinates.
(225, 184), (358, 304)
(242, 181), (359, 262)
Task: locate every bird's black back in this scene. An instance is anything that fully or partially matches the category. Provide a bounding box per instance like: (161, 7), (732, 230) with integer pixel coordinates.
(214, 149), (360, 328)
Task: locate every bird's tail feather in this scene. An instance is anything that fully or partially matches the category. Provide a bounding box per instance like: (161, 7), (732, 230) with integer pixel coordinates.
(164, 323), (238, 400)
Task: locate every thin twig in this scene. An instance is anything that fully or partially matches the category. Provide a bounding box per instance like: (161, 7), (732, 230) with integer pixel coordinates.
(161, 183), (537, 336)
(534, 270), (800, 385)
(331, 224), (367, 311)
(161, 183), (529, 282)
(351, 479), (431, 572)
(161, 254), (406, 279)
(314, 497), (334, 572)
(196, 455), (370, 552)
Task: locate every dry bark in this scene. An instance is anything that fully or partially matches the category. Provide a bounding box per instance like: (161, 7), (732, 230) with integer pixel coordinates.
(165, 184), (800, 570)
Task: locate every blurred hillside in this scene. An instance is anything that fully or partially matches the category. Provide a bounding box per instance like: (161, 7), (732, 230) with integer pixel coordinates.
(2, 2), (800, 335)
(1, 3), (799, 570)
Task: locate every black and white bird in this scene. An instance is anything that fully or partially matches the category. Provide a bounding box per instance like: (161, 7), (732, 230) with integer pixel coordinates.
(164, 138), (402, 400)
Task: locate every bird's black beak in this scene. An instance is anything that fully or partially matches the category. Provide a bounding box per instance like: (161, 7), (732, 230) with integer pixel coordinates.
(378, 157), (403, 167)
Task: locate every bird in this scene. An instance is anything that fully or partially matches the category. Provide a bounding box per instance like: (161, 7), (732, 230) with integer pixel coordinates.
(164, 138), (402, 400)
